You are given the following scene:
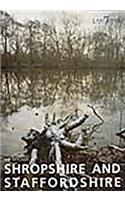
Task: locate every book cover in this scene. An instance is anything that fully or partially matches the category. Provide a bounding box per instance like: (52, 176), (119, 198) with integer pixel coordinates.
(0, 10), (125, 191)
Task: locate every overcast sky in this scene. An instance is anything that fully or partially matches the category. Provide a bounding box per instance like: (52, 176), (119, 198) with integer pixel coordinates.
(7, 10), (121, 20)
(8, 10), (96, 21)
(6, 10), (124, 32)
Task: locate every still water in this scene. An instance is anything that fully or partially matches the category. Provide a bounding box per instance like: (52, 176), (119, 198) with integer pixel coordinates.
(1, 68), (125, 156)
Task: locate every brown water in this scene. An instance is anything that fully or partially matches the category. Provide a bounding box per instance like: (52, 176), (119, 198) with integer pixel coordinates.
(1, 68), (125, 156)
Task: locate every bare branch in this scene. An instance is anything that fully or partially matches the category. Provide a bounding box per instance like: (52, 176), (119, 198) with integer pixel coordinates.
(108, 145), (125, 152)
(29, 148), (38, 165)
(60, 139), (89, 150)
(116, 128), (125, 136)
(65, 114), (89, 132)
(58, 115), (71, 129)
(89, 121), (103, 137)
(87, 105), (104, 123)
(55, 142), (62, 166)
(48, 144), (55, 161)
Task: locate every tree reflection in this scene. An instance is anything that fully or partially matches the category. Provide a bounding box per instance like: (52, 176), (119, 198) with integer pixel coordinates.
(1, 68), (125, 116)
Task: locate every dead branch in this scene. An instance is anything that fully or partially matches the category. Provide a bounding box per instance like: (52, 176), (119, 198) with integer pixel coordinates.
(108, 145), (125, 152)
(116, 128), (125, 140)
(88, 121), (103, 137)
(22, 110), (89, 166)
(80, 105), (104, 141)
(87, 104), (104, 123)
(52, 112), (56, 124)
(65, 114), (89, 132)
(116, 128), (125, 136)
(60, 139), (89, 150)
(58, 115), (71, 129)
(29, 148), (38, 165)
(54, 142), (62, 166)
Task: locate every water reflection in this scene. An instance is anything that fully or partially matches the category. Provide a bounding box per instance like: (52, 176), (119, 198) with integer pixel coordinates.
(1, 69), (125, 114)
(1, 68), (125, 155)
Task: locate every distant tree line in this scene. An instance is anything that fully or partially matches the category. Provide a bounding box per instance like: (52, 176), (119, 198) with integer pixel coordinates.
(0, 11), (125, 68)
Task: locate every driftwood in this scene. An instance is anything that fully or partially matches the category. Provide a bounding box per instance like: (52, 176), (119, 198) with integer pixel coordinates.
(22, 111), (89, 168)
(20, 107), (107, 189)
(79, 105), (104, 145)
(21, 106), (105, 168)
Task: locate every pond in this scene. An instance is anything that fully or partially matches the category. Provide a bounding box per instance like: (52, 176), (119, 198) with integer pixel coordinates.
(1, 68), (125, 156)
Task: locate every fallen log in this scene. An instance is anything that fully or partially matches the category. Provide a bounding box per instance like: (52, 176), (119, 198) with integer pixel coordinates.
(21, 111), (89, 166)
